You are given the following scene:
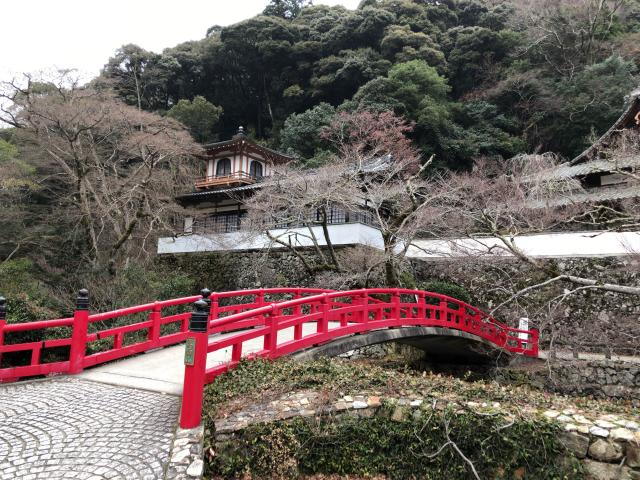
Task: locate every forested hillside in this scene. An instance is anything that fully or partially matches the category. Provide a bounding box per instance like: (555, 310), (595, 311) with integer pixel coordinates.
(1, 0), (640, 319)
(100, 0), (640, 168)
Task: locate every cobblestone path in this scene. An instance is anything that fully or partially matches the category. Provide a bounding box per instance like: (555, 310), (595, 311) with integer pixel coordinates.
(0, 378), (180, 479)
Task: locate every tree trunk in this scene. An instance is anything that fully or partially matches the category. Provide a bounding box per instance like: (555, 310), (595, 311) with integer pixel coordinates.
(383, 232), (400, 287)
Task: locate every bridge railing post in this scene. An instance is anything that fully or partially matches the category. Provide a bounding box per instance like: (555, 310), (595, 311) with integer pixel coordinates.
(438, 299), (448, 324)
(148, 302), (161, 346)
(318, 294), (329, 333)
(358, 290), (368, 324)
(392, 289), (401, 321)
(293, 289), (303, 341)
(0, 296), (6, 367)
(264, 305), (278, 356)
(180, 299), (209, 429)
(417, 292), (426, 319)
(69, 289), (89, 375)
(200, 288), (213, 331)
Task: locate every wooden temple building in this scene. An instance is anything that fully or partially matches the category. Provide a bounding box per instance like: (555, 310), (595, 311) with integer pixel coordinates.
(545, 88), (640, 205)
(176, 127), (294, 234)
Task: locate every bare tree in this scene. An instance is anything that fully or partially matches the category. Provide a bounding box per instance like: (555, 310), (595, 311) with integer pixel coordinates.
(437, 153), (640, 302)
(244, 110), (457, 286)
(0, 72), (202, 274)
(512, 0), (627, 77)
(243, 163), (347, 276)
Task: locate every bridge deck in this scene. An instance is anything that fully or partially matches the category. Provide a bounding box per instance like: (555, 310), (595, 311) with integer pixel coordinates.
(79, 322), (338, 395)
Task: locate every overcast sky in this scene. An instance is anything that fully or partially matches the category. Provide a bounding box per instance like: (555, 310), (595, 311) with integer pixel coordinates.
(1, 0), (360, 83)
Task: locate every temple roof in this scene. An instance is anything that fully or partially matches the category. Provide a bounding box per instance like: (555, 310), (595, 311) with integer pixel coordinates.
(202, 126), (294, 164)
(531, 183), (640, 208)
(571, 88), (640, 165)
(544, 155), (640, 181)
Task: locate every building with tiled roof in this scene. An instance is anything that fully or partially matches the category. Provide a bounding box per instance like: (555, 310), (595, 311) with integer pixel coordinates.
(542, 89), (640, 206)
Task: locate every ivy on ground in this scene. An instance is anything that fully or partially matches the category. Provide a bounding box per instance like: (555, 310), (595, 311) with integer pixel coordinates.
(211, 406), (584, 479)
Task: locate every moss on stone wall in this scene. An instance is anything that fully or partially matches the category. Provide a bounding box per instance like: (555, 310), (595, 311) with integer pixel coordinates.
(211, 399), (583, 480)
(154, 250), (317, 291)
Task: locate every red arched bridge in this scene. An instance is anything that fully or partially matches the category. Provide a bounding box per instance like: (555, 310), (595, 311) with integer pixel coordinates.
(0, 287), (538, 428)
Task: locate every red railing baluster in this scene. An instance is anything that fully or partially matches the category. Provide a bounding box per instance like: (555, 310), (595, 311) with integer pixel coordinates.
(265, 306), (278, 356)
(148, 302), (161, 346)
(294, 323), (303, 340)
(393, 289), (401, 321)
(31, 345), (42, 366)
(439, 299), (448, 324)
(69, 289), (90, 375)
(418, 292), (426, 319)
(232, 342), (242, 362)
(361, 290), (369, 323)
(210, 297), (219, 326)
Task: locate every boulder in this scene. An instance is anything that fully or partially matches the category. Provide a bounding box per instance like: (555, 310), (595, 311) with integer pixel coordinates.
(588, 439), (623, 462)
(583, 459), (633, 480)
(627, 442), (640, 468)
(559, 431), (590, 459)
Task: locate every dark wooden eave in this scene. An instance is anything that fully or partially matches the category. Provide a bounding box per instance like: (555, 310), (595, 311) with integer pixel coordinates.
(176, 183), (263, 207)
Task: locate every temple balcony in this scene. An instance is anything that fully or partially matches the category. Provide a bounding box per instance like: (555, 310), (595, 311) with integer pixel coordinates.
(195, 171), (261, 190)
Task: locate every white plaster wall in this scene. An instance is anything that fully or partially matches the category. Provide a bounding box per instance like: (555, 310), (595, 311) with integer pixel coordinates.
(407, 231), (640, 259)
(159, 228), (640, 258)
(158, 223), (384, 254)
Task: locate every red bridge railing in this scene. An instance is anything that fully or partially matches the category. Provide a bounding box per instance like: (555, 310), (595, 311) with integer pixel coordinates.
(0, 288), (329, 382)
(178, 288), (539, 428)
(0, 287), (538, 429)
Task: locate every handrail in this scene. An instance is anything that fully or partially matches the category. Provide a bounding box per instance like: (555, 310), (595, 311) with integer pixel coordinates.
(178, 287), (540, 428)
(3, 317), (74, 332)
(194, 171), (260, 189)
(206, 288), (508, 332)
(0, 287), (330, 382)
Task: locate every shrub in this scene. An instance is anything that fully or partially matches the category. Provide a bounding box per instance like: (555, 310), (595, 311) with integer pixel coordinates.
(211, 409), (583, 479)
(420, 280), (472, 305)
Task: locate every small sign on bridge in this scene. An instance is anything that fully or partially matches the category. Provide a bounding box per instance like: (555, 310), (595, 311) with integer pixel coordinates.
(184, 338), (196, 366)
(519, 317), (529, 345)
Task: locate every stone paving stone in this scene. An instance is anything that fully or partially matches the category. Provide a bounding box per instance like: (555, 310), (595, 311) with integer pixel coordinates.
(0, 378), (180, 479)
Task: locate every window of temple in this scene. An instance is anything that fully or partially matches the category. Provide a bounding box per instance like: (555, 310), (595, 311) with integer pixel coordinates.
(249, 160), (264, 179)
(216, 158), (232, 176)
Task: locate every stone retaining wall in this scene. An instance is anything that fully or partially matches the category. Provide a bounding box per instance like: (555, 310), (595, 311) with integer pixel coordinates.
(166, 425), (204, 480)
(529, 359), (640, 400)
(213, 390), (640, 479)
